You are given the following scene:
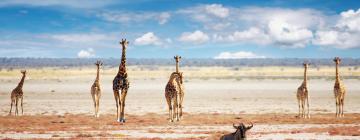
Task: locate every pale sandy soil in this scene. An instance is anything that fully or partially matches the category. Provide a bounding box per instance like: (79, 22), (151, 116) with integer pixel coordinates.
(0, 68), (359, 139)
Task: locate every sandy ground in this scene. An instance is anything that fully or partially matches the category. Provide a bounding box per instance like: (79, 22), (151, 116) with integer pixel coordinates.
(0, 71), (360, 139)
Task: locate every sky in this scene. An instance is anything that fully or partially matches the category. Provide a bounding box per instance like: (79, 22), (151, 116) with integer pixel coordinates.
(0, 0), (360, 59)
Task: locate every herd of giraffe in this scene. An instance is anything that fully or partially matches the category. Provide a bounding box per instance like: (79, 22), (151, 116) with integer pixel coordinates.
(7, 39), (347, 123)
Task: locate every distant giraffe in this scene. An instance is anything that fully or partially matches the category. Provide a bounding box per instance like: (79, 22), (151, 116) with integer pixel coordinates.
(9, 70), (26, 116)
(334, 57), (346, 117)
(296, 63), (310, 118)
(174, 55), (185, 119)
(113, 39), (130, 123)
(91, 60), (102, 118)
(165, 72), (183, 122)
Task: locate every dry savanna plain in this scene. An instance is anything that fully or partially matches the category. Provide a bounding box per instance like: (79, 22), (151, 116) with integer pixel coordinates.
(0, 66), (360, 139)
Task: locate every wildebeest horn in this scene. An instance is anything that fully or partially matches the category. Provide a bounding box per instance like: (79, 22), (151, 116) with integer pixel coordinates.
(246, 122), (253, 130)
(233, 123), (238, 129)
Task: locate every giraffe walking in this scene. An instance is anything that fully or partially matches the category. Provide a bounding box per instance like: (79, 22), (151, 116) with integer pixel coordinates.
(174, 55), (185, 119)
(113, 39), (130, 123)
(165, 72), (183, 122)
(333, 57), (346, 117)
(296, 63), (310, 118)
(9, 70), (26, 116)
(91, 60), (102, 118)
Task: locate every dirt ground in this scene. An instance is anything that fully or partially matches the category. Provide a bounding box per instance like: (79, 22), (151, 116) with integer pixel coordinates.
(0, 113), (359, 139)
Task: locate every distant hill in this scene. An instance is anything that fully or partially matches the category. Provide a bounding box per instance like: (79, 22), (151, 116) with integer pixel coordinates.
(0, 58), (359, 68)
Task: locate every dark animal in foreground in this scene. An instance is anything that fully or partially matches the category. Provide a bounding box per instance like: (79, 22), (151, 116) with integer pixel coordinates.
(220, 122), (253, 140)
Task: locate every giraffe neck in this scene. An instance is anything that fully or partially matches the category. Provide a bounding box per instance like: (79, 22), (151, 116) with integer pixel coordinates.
(118, 45), (127, 74)
(335, 63), (340, 83)
(176, 61), (179, 73)
(303, 67), (307, 87)
(95, 66), (100, 82)
(17, 74), (26, 88)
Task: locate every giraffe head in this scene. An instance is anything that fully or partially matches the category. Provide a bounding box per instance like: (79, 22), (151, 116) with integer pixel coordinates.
(120, 39), (129, 48)
(333, 57), (341, 64)
(174, 55), (181, 63)
(303, 62), (309, 68)
(21, 70), (26, 75)
(95, 60), (103, 67)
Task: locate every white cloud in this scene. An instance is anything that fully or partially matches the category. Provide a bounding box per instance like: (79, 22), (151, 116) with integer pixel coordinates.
(226, 27), (271, 45)
(0, 0), (116, 9)
(337, 8), (360, 32)
(98, 11), (171, 25)
(51, 34), (111, 42)
(214, 51), (265, 59)
(78, 48), (95, 58)
(268, 19), (313, 48)
(313, 8), (360, 49)
(205, 4), (229, 18)
(179, 30), (209, 44)
(134, 32), (162, 46)
(158, 12), (171, 24)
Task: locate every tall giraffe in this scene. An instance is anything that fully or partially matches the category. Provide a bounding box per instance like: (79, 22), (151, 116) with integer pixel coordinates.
(9, 70), (26, 116)
(165, 72), (183, 122)
(91, 60), (102, 118)
(174, 55), (185, 119)
(113, 39), (130, 123)
(296, 63), (310, 118)
(334, 57), (346, 117)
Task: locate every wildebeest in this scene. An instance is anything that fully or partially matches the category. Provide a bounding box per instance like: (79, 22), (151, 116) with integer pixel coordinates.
(220, 122), (253, 140)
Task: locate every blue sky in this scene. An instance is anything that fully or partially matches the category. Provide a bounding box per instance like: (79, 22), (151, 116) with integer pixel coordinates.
(0, 0), (360, 59)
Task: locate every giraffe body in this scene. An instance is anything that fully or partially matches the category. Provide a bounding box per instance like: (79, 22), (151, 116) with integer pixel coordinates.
(91, 60), (102, 118)
(9, 70), (26, 116)
(296, 63), (310, 118)
(113, 39), (130, 123)
(334, 57), (346, 117)
(165, 72), (183, 122)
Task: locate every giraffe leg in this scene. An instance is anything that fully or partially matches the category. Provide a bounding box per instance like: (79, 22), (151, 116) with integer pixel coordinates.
(9, 99), (14, 115)
(297, 98), (301, 118)
(113, 90), (120, 122)
(91, 93), (96, 117)
(120, 89), (128, 123)
(179, 92), (184, 120)
(341, 98), (344, 117)
(21, 97), (23, 115)
(306, 96), (310, 118)
(94, 94), (98, 118)
(301, 99), (305, 118)
(96, 93), (101, 118)
(15, 98), (18, 116)
(335, 98), (339, 117)
(165, 95), (172, 122)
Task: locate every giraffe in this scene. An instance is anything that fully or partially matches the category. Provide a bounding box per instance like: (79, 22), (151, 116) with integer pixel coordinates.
(174, 55), (185, 119)
(296, 63), (310, 118)
(165, 72), (183, 122)
(334, 57), (346, 117)
(113, 39), (130, 123)
(9, 70), (26, 116)
(91, 60), (102, 118)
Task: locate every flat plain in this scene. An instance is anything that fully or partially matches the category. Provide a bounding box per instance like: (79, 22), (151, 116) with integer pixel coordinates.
(0, 66), (359, 139)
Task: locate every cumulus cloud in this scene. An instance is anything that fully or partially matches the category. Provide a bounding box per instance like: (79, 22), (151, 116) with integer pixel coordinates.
(313, 8), (360, 49)
(179, 30), (209, 44)
(336, 9), (360, 32)
(225, 27), (271, 45)
(134, 32), (162, 46)
(214, 51), (265, 59)
(205, 4), (229, 18)
(268, 19), (313, 48)
(78, 48), (95, 58)
(158, 12), (171, 24)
